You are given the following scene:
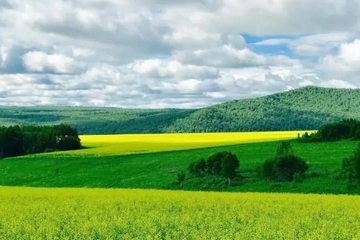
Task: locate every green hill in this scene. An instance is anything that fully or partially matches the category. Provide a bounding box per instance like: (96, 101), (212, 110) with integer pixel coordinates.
(166, 86), (360, 132)
(1, 86), (360, 133)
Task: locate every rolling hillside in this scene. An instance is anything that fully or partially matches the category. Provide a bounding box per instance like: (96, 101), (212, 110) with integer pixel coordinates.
(1, 86), (360, 133)
(166, 86), (360, 132)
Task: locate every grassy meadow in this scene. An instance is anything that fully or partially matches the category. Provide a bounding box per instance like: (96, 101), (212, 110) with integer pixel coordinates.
(0, 131), (358, 194)
(1, 186), (360, 239)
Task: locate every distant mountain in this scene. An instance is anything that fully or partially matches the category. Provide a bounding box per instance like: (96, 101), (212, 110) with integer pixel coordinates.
(1, 86), (360, 134)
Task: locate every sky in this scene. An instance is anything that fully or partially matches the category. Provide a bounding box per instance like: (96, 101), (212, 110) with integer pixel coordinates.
(1, 0), (360, 108)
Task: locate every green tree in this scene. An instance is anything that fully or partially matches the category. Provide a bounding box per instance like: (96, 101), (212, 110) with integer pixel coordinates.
(261, 142), (309, 182)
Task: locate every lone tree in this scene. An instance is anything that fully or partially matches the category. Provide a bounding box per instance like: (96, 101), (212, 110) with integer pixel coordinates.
(261, 141), (309, 182)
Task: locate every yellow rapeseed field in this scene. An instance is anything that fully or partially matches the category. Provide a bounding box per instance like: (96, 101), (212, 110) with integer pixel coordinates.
(0, 186), (359, 239)
(60, 131), (313, 156)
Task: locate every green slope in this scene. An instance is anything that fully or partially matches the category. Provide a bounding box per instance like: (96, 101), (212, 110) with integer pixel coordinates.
(0, 140), (359, 194)
(1, 86), (360, 133)
(166, 86), (360, 132)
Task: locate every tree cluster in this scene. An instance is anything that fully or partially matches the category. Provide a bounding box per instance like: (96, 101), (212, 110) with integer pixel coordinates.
(259, 142), (309, 182)
(0, 124), (81, 159)
(188, 151), (240, 184)
(299, 119), (360, 142)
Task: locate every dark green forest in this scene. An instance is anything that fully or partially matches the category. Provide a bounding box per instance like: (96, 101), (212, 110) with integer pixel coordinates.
(0, 124), (81, 159)
(299, 119), (360, 142)
(2, 86), (360, 134)
(0, 107), (194, 134)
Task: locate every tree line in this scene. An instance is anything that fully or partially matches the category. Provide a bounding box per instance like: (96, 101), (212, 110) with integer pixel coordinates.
(0, 124), (82, 159)
(299, 119), (360, 142)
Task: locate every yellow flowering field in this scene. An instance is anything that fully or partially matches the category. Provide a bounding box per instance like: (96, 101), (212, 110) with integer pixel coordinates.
(59, 131), (312, 156)
(0, 186), (359, 239)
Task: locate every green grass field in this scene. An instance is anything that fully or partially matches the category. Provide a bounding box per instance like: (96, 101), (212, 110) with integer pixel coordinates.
(0, 131), (358, 194)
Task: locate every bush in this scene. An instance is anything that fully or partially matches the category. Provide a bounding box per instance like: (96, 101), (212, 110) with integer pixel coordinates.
(260, 142), (309, 182)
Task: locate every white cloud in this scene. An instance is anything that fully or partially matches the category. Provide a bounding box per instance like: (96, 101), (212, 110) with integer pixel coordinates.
(292, 32), (354, 56)
(130, 59), (219, 79)
(320, 79), (357, 89)
(175, 45), (266, 68)
(22, 51), (85, 74)
(163, 0), (360, 35)
(320, 39), (360, 72)
(253, 38), (292, 46)
(163, 27), (221, 49)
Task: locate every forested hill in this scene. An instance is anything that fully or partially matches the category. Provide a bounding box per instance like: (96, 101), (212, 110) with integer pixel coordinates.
(0, 107), (194, 134)
(165, 86), (360, 132)
(1, 86), (360, 134)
